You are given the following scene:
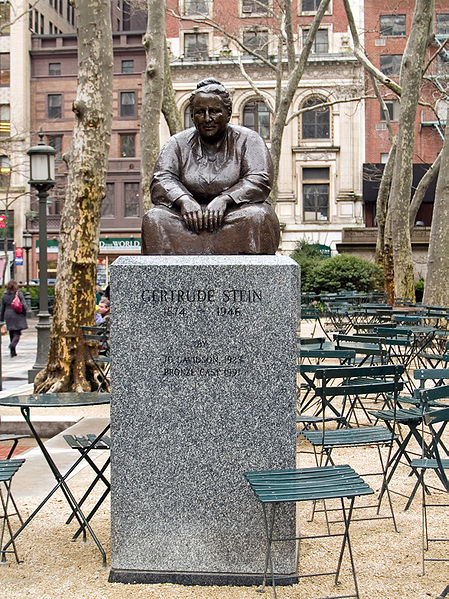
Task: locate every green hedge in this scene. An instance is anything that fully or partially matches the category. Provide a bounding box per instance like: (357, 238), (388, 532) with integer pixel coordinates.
(303, 254), (384, 294)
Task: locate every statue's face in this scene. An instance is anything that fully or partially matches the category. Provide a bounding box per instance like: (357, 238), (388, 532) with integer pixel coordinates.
(192, 93), (230, 141)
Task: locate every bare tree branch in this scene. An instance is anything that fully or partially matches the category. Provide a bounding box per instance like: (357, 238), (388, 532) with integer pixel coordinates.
(169, 10), (279, 72)
(237, 57), (275, 113)
(369, 74), (394, 142)
(285, 94), (376, 125)
(342, 0), (402, 96)
(1, 0), (44, 34)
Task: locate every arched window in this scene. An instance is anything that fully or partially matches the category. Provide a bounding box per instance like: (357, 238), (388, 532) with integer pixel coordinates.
(242, 99), (270, 139)
(301, 97), (329, 139)
(184, 105), (194, 129)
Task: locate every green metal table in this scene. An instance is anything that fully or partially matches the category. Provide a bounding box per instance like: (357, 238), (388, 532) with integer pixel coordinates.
(0, 392), (110, 565)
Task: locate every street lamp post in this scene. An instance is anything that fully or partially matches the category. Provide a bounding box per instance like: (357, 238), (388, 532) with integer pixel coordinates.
(27, 133), (56, 383)
(22, 231), (32, 317)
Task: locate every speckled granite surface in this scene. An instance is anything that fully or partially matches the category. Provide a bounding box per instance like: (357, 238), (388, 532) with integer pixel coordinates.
(109, 256), (299, 585)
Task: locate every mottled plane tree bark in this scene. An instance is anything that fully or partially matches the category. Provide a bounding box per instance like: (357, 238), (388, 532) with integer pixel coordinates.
(423, 117), (449, 307)
(141, 0), (166, 210)
(388, 0), (434, 302)
(344, 0), (435, 303)
(162, 43), (183, 136)
(34, 0), (113, 392)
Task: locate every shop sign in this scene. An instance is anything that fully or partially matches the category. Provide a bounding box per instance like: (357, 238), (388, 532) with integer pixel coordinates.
(99, 238), (141, 252)
(36, 240), (59, 253)
(316, 244), (332, 257)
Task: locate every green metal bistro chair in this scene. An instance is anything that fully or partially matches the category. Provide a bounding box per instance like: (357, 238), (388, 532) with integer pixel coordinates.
(62, 432), (111, 542)
(245, 465), (374, 599)
(301, 364), (405, 531)
(297, 348), (356, 427)
(0, 458), (25, 563)
(409, 400), (449, 575)
(369, 380), (449, 509)
(81, 321), (111, 391)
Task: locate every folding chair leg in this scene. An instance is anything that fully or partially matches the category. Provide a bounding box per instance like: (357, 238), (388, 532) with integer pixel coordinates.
(71, 486), (110, 542)
(337, 497), (360, 599)
(261, 503), (277, 598)
(376, 445), (399, 533)
(437, 584), (449, 599)
(0, 484), (22, 564)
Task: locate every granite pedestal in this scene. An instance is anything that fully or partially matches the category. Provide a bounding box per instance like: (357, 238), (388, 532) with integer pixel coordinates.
(109, 255), (299, 585)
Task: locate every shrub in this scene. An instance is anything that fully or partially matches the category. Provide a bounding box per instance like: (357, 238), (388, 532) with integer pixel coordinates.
(290, 240), (327, 291)
(304, 253), (384, 294)
(415, 278), (424, 303)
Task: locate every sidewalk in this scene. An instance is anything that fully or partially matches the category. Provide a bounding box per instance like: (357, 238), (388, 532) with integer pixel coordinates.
(0, 317), (37, 398)
(0, 319), (110, 498)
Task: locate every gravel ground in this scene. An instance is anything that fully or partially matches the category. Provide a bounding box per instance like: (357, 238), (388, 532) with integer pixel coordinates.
(1, 319), (447, 598)
(1, 435), (447, 599)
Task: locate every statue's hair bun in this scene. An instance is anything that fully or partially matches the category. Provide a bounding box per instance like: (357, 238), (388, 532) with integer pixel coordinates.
(197, 78), (222, 89)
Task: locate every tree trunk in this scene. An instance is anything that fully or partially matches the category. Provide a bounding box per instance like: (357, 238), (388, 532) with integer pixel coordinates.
(389, 0), (433, 302)
(375, 142), (396, 267)
(408, 151), (441, 234)
(269, 0), (330, 205)
(34, 0), (113, 393)
(384, 209), (395, 305)
(423, 117), (449, 306)
(162, 42), (182, 136)
(141, 0), (166, 210)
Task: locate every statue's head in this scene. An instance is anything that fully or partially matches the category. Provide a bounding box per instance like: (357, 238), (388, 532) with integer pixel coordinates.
(189, 78), (232, 119)
(189, 78), (232, 142)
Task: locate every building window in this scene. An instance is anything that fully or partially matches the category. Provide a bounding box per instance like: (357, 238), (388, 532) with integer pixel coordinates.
(122, 0), (131, 30)
(184, 32), (209, 59)
(184, 0), (208, 16)
(380, 100), (400, 122)
(436, 13), (449, 35)
(121, 59), (134, 73)
(0, 155), (10, 187)
(120, 91), (136, 117)
(0, 103), (9, 136)
(102, 182), (115, 217)
(0, 52), (9, 86)
(40, 13), (44, 34)
(120, 134), (136, 157)
(58, 0), (62, 15)
(302, 167), (329, 222)
(0, 2), (10, 35)
(380, 15), (406, 36)
(29, 5), (32, 29)
(301, 97), (330, 139)
(380, 54), (402, 75)
(184, 105), (194, 129)
(303, 28), (328, 54)
(48, 135), (63, 159)
(48, 94), (62, 118)
(301, 0), (322, 12)
(49, 62), (61, 76)
(243, 28), (269, 58)
(242, 100), (270, 139)
(124, 182), (140, 217)
(242, 0), (268, 15)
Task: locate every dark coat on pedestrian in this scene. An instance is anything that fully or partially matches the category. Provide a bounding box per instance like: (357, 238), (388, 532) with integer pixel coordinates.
(0, 290), (28, 331)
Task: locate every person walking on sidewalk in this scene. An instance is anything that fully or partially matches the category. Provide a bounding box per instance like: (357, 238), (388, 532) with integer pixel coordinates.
(0, 280), (28, 357)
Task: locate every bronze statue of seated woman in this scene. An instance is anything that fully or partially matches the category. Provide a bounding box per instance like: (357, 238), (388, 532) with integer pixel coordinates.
(141, 78), (280, 255)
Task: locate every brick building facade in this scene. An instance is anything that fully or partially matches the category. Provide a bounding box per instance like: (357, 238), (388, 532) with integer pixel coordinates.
(27, 0), (449, 282)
